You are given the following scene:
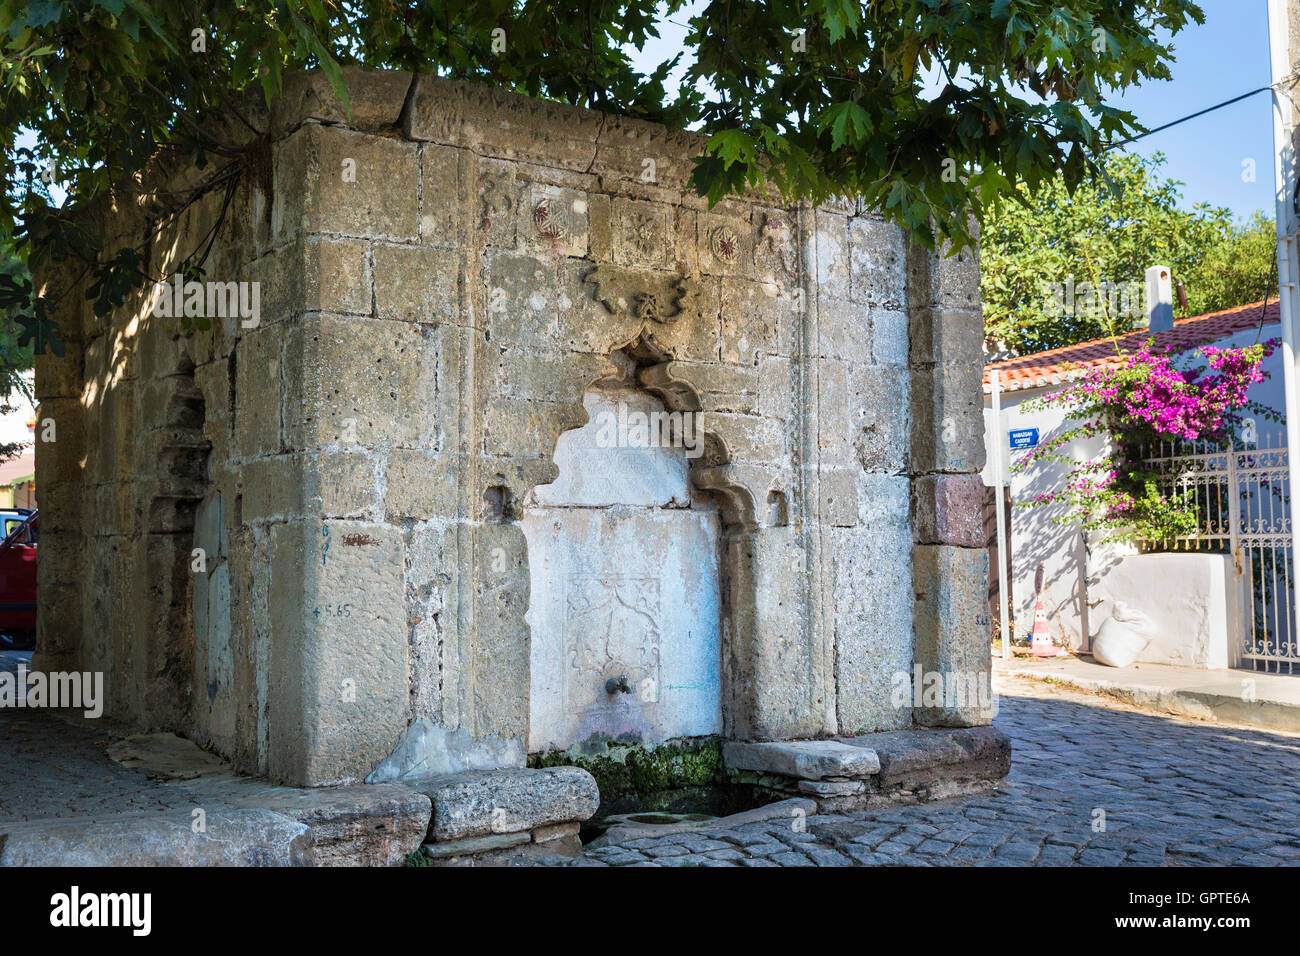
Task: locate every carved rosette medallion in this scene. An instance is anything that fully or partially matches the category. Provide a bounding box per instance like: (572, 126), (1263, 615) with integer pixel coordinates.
(626, 212), (665, 260)
(532, 198), (569, 240)
(709, 225), (741, 263)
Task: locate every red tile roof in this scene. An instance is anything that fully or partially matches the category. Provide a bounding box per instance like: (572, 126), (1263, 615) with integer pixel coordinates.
(983, 300), (1281, 393)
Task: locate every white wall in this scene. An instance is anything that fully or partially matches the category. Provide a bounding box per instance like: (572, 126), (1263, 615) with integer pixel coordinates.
(982, 391), (1106, 648)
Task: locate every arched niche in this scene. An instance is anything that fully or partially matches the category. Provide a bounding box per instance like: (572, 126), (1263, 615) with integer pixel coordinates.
(522, 382), (724, 753)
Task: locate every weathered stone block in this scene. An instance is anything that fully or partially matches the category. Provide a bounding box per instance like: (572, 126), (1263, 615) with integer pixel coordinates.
(420, 143), (462, 245)
(849, 216), (907, 309)
(832, 507), (913, 734)
(818, 469), (858, 528)
(909, 365), (986, 474)
(907, 235), (981, 311)
(374, 243), (459, 322)
(708, 412), (785, 464)
(30, 398), (82, 486)
(723, 740), (881, 780)
(815, 296), (872, 362)
(593, 113), (703, 189)
(384, 450), (457, 518)
(0, 809), (312, 867)
(797, 779), (866, 796)
(366, 719), (527, 783)
(421, 831), (529, 859)
(909, 307), (984, 367)
(34, 342), (84, 401)
(481, 253), (562, 347)
(283, 315), (438, 450)
(413, 767), (600, 841)
(720, 278), (794, 363)
(914, 474), (988, 547)
(851, 364), (910, 474)
(235, 329), (283, 458)
(402, 76), (603, 171)
(912, 545), (993, 727)
(309, 450), (381, 519)
(273, 125), (419, 243)
(805, 211), (851, 301)
(491, 348), (610, 405)
(304, 237), (372, 316)
(229, 781), (432, 866)
(730, 529), (826, 739)
(268, 520), (411, 785)
(271, 66), (413, 135)
(871, 309), (909, 366)
(840, 726), (1011, 790)
(241, 454), (303, 522)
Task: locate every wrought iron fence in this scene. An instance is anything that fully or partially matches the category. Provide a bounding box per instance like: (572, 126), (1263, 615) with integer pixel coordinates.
(1139, 433), (1296, 673)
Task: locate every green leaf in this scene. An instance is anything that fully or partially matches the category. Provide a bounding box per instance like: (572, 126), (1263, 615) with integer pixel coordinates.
(818, 101), (871, 150)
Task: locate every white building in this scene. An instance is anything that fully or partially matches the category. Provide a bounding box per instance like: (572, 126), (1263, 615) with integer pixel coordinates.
(982, 296), (1287, 667)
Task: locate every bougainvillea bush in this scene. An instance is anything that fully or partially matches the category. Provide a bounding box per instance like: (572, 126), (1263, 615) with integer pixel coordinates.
(1016, 338), (1280, 543)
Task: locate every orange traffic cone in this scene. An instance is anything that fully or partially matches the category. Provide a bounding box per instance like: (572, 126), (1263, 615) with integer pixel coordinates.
(1029, 598), (1062, 657)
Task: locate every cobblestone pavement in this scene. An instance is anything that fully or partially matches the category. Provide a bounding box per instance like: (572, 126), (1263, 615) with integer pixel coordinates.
(6, 650), (1300, 864)
(542, 676), (1300, 867)
(0, 652), (198, 824)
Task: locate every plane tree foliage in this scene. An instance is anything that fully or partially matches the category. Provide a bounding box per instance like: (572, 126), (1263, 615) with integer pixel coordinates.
(0, 0), (1204, 374)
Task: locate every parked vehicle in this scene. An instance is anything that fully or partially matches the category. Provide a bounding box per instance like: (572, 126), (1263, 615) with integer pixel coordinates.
(0, 507), (33, 539)
(0, 509), (36, 650)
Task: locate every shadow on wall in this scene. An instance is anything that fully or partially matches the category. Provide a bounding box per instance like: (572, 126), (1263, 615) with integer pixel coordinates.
(1009, 449), (1102, 650)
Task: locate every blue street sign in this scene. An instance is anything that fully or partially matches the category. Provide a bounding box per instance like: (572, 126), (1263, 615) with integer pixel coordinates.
(1009, 428), (1039, 450)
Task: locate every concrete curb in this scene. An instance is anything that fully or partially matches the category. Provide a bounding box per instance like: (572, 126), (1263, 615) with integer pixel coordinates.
(1000, 661), (1300, 733)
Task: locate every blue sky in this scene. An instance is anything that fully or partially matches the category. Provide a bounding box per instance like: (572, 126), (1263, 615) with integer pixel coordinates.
(1104, 0), (1277, 223)
(630, 0), (1278, 224)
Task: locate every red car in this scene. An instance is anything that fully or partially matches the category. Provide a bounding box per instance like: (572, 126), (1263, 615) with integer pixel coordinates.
(0, 509), (36, 649)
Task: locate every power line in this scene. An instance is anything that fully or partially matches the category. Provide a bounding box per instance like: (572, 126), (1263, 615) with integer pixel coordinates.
(1103, 86), (1272, 150)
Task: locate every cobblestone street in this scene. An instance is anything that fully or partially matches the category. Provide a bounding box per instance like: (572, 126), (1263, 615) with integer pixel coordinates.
(0, 652), (203, 824)
(6, 649), (1300, 866)
(542, 676), (1300, 867)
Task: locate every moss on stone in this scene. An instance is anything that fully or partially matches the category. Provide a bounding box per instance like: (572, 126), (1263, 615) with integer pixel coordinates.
(529, 736), (725, 805)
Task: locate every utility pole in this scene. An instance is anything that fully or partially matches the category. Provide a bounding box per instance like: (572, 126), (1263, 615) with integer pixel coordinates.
(1267, 0), (1300, 626)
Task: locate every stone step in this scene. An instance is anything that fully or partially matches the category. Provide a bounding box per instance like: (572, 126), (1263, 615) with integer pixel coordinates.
(722, 740), (881, 780)
(408, 766), (600, 842)
(0, 783), (433, 867)
(0, 809), (313, 867)
(837, 726), (1011, 789)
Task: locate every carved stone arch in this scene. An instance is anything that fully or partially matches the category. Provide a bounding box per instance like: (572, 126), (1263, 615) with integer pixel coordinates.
(633, 356), (760, 532)
(513, 328), (766, 750)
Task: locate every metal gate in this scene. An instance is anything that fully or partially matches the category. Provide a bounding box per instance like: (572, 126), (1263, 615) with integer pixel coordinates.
(1142, 432), (1297, 673)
